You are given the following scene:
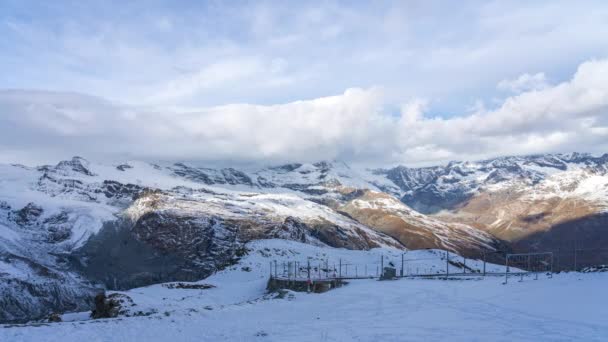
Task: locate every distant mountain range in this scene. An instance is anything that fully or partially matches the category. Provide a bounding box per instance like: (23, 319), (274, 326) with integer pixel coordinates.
(1, 152), (607, 322)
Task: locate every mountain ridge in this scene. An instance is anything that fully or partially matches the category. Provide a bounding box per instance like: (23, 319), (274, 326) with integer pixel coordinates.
(1, 152), (607, 322)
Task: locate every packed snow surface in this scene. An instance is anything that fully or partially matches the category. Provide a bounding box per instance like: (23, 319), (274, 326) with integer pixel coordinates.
(2, 240), (606, 342)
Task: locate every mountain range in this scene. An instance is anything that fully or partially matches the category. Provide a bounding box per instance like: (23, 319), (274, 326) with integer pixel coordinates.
(1, 152), (607, 322)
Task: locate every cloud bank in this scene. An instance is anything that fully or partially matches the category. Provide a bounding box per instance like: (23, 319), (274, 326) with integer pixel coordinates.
(1, 59), (607, 166)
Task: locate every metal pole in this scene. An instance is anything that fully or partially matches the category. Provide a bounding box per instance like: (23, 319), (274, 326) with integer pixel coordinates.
(504, 254), (509, 284)
(307, 260), (311, 281)
(550, 253), (554, 278)
(463, 257), (466, 274)
(339, 259), (342, 279)
(574, 245), (578, 272)
(381, 255), (384, 274)
(401, 253), (404, 277)
(446, 251), (449, 278)
(483, 253), (486, 276)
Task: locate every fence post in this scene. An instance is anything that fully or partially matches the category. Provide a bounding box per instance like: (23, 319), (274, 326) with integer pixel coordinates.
(381, 255), (384, 275)
(339, 259), (342, 279)
(401, 253), (404, 277)
(446, 251), (449, 279)
(307, 260), (311, 281)
(574, 246), (578, 272)
(550, 253), (554, 278)
(463, 257), (466, 274)
(483, 253), (486, 277)
(504, 254), (509, 284)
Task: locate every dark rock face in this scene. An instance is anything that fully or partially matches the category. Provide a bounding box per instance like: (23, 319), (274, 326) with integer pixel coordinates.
(170, 163), (254, 186)
(38, 156), (96, 177)
(267, 217), (310, 243)
(91, 293), (134, 319)
(116, 164), (133, 171)
(0, 253), (98, 323)
(46, 313), (62, 323)
(74, 216), (240, 290)
(161, 283), (215, 290)
(11, 203), (44, 226)
(99, 180), (148, 202)
(282, 183), (329, 195)
(400, 186), (473, 214)
(269, 163), (303, 173)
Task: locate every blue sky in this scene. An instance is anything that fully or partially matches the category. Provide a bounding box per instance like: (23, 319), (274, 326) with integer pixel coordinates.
(3, 0), (607, 113)
(1, 1), (608, 165)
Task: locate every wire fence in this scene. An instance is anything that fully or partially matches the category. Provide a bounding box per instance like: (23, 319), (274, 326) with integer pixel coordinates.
(269, 250), (525, 283)
(552, 247), (608, 271)
(268, 245), (608, 289)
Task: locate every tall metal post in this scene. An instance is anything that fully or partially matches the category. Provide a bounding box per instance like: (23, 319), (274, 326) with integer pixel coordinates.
(550, 252), (554, 278)
(339, 259), (342, 279)
(574, 245), (578, 271)
(446, 251), (449, 278)
(401, 253), (404, 277)
(307, 259), (311, 281)
(504, 254), (509, 284)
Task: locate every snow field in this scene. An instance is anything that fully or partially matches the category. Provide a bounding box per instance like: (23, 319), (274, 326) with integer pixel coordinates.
(4, 239), (603, 342)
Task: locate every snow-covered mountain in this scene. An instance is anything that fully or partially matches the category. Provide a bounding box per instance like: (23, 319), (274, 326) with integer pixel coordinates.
(1, 153), (608, 323)
(0, 157), (445, 322)
(375, 153), (608, 256)
(374, 153), (608, 213)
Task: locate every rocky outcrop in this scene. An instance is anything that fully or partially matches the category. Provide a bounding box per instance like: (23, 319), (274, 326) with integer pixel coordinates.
(91, 293), (135, 319)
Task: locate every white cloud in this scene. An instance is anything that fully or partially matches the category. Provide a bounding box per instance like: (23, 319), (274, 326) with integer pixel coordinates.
(3, 1), (608, 109)
(1, 59), (608, 166)
(497, 73), (549, 93)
